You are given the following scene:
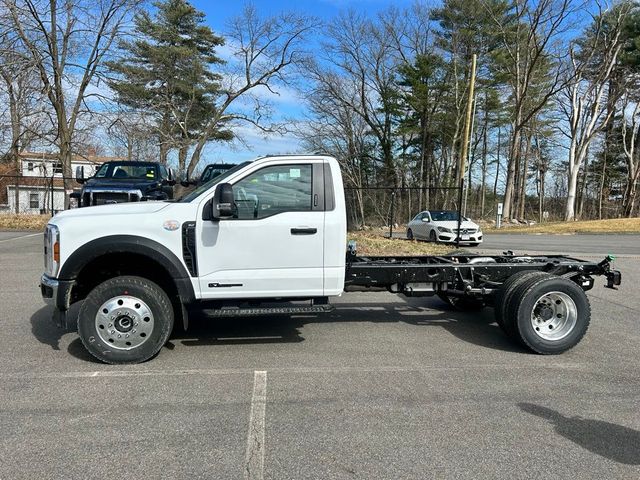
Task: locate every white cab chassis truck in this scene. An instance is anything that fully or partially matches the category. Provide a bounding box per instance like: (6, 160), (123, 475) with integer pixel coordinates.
(40, 155), (621, 364)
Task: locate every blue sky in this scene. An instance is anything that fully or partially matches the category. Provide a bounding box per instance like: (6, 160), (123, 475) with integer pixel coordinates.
(189, 0), (413, 166)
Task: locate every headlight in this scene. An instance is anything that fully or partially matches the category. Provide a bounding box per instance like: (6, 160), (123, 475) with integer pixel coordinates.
(437, 226), (452, 233)
(44, 224), (60, 277)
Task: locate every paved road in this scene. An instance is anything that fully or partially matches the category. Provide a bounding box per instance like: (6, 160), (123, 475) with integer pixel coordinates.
(482, 233), (640, 256)
(392, 229), (640, 256)
(0, 231), (639, 479)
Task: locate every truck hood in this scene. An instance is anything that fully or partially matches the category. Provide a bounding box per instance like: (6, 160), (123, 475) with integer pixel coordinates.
(433, 220), (479, 230)
(53, 200), (171, 219)
(83, 177), (162, 191)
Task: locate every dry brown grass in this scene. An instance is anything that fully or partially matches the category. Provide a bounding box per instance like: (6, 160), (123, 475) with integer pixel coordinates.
(0, 214), (49, 231)
(487, 217), (640, 234)
(348, 231), (454, 256)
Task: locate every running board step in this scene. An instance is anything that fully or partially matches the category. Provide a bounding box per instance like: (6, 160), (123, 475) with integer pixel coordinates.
(205, 305), (334, 317)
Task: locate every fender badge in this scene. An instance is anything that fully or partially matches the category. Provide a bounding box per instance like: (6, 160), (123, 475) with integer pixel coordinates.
(163, 220), (180, 231)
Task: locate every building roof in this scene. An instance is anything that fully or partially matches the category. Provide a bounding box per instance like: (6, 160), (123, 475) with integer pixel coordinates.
(19, 151), (127, 165)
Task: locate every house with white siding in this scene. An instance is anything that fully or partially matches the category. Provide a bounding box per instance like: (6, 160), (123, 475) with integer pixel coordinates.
(0, 151), (125, 214)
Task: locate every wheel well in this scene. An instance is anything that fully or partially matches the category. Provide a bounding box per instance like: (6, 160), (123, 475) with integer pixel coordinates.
(72, 252), (179, 305)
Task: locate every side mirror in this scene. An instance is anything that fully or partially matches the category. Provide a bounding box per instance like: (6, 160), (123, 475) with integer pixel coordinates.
(211, 183), (234, 220)
(75, 165), (85, 184)
(421, 217), (429, 222)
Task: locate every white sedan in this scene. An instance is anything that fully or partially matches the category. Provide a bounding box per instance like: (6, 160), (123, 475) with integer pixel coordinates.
(406, 210), (483, 246)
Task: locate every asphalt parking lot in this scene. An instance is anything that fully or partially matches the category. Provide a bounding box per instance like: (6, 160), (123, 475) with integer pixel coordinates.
(1, 231), (639, 479)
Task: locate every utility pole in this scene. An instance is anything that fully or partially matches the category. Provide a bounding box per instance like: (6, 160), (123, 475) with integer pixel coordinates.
(456, 54), (477, 247)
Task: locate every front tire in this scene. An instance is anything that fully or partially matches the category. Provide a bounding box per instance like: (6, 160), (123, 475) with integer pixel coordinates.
(429, 230), (437, 243)
(407, 229), (414, 240)
(78, 276), (174, 364)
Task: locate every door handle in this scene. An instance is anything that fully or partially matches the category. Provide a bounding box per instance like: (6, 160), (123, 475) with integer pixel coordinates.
(291, 227), (317, 235)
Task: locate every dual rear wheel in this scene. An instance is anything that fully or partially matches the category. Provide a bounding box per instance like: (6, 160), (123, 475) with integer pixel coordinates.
(495, 271), (590, 354)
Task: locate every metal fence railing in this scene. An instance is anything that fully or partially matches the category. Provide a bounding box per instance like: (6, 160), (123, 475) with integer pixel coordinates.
(345, 185), (464, 239)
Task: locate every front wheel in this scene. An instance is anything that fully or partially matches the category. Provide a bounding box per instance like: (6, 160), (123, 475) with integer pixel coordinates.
(407, 229), (414, 240)
(429, 230), (437, 243)
(78, 276), (174, 364)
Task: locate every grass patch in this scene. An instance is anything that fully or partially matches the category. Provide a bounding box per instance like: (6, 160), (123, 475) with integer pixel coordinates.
(348, 231), (454, 256)
(487, 217), (640, 234)
(0, 214), (49, 231)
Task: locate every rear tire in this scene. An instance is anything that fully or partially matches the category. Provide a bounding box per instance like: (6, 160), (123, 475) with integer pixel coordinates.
(506, 276), (590, 354)
(494, 271), (551, 337)
(78, 275), (174, 364)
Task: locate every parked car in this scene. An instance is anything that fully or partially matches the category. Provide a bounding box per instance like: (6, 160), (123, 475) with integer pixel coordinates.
(406, 210), (483, 246)
(72, 161), (175, 207)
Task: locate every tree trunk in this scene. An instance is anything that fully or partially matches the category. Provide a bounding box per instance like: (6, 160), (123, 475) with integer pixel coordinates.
(518, 130), (532, 219)
(577, 152), (589, 219)
(503, 123), (521, 220)
(59, 129), (73, 210)
(565, 145), (581, 221)
(494, 127), (501, 197)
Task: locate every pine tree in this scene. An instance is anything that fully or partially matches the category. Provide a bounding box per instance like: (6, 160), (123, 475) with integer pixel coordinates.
(107, 0), (230, 173)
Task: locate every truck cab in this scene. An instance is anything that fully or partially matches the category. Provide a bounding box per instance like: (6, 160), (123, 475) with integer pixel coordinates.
(41, 155), (346, 362)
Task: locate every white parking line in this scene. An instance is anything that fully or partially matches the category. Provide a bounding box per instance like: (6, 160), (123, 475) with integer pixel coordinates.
(244, 370), (267, 480)
(0, 233), (41, 243)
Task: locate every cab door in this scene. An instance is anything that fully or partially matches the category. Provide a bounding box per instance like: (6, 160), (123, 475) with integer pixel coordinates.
(197, 161), (325, 299)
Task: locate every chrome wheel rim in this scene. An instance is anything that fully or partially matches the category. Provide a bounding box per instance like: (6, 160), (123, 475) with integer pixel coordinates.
(530, 291), (577, 341)
(95, 295), (154, 350)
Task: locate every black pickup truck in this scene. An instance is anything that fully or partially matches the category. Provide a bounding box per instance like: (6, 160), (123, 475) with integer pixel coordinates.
(73, 161), (176, 207)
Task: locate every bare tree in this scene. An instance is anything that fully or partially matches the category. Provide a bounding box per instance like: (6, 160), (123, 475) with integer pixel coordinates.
(307, 10), (400, 187)
(184, 4), (318, 178)
(4, 0), (140, 205)
(561, 1), (629, 221)
(300, 74), (374, 227)
(620, 91), (640, 216)
(487, 0), (574, 220)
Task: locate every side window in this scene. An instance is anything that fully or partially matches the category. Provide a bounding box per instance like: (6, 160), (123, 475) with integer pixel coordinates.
(158, 165), (168, 180)
(233, 164), (312, 219)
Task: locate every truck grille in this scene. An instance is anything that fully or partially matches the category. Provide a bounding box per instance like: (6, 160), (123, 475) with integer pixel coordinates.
(83, 191), (141, 206)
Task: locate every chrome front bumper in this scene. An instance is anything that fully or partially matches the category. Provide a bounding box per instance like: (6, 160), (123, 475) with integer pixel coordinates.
(40, 274), (75, 328)
(40, 274), (58, 306)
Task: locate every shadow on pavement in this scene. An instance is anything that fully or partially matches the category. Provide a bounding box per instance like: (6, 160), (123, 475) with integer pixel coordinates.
(519, 402), (640, 465)
(30, 304), (77, 351)
(174, 313), (305, 346)
(30, 296), (524, 362)
(175, 296), (524, 354)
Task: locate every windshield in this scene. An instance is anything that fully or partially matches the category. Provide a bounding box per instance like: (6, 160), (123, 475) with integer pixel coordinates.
(430, 211), (460, 222)
(178, 161), (251, 202)
(95, 163), (157, 180)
